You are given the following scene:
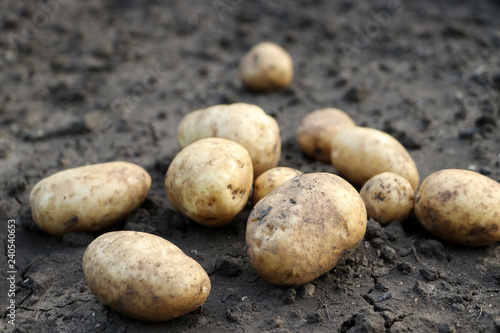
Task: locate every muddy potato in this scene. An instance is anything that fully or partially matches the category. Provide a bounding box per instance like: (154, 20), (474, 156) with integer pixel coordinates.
(252, 167), (303, 206)
(246, 173), (367, 286)
(29, 161), (151, 236)
(297, 108), (356, 163)
(239, 42), (293, 92)
(414, 169), (500, 246)
(166, 138), (253, 226)
(83, 231), (211, 321)
(360, 172), (415, 225)
(177, 103), (281, 177)
(331, 127), (419, 190)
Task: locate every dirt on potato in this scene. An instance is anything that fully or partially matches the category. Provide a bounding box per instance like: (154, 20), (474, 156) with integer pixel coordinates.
(1, 0), (500, 332)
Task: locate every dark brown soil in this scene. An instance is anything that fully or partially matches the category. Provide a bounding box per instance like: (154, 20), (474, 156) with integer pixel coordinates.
(1, 0), (500, 332)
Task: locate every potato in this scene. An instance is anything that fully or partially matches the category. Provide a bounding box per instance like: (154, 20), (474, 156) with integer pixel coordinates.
(414, 169), (500, 246)
(297, 108), (356, 163)
(30, 161), (151, 236)
(330, 127), (419, 190)
(246, 173), (367, 286)
(165, 138), (253, 226)
(252, 167), (303, 206)
(82, 231), (211, 321)
(239, 41), (293, 92)
(177, 103), (281, 177)
(360, 172), (415, 225)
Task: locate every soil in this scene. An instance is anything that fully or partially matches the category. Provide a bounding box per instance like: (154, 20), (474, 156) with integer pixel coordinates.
(1, 0), (500, 332)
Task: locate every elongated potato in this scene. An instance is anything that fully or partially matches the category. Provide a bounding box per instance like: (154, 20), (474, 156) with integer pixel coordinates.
(83, 231), (211, 321)
(252, 167), (303, 206)
(297, 108), (356, 163)
(415, 169), (500, 246)
(177, 103), (281, 177)
(239, 42), (293, 92)
(331, 127), (419, 190)
(30, 161), (151, 236)
(246, 173), (367, 286)
(166, 138), (253, 226)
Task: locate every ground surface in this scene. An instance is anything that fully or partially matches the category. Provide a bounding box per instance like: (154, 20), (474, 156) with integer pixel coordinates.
(1, 0), (500, 332)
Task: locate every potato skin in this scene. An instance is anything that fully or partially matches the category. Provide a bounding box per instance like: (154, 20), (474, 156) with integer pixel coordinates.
(252, 167), (303, 206)
(239, 42), (293, 92)
(29, 161), (151, 236)
(414, 169), (500, 246)
(360, 172), (415, 225)
(246, 173), (367, 286)
(297, 108), (356, 163)
(82, 231), (211, 322)
(165, 138), (253, 226)
(177, 103), (281, 177)
(330, 127), (419, 190)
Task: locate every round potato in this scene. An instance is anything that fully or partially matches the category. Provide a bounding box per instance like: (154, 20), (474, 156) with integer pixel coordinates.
(297, 108), (356, 163)
(165, 138), (253, 226)
(252, 167), (303, 206)
(360, 172), (415, 225)
(83, 231), (211, 321)
(239, 41), (293, 92)
(246, 173), (367, 286)
(30, 161), (151, 236)
(177, 103), (281, 177)
(330, 127), (419, 190)
(414, 169), (500, 246)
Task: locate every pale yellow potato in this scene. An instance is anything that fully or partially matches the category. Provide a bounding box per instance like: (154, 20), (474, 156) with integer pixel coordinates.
(252, 167), (303, 206)
(330, 127), (419, 190)
(297, 108), (356, 163)
(82, 231), (211, 322)
(414, 169), (500, 246)
(360, 172), (415, 225)
(246, 173), (367, 286)
(29, 161), (151, 236)
(177, 103), (281, 177)
(165, 138), (253, 226)
(239, 41), (293, 92)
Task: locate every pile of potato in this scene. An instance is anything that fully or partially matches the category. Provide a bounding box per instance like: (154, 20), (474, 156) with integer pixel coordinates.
(296, 107), (500, 248)
(28, 41), (500, 322)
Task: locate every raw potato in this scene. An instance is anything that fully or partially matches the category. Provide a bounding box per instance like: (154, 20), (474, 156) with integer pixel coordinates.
(82, 231), (211, 321)
(414, 169), (500, 246)
(360, 172), (415, 225)
(252, 167), (303, 206)
(177, 103), (281, 177)
(246, 173), (367, 286)
(165, 138), (253, 226)
(29, 161), (151, 236)
(239, 41), (293, 92)
(331, 127), (419, 190)
(297, 108), (356, 163)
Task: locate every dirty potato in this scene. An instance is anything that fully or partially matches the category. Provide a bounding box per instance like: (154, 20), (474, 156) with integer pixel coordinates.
(239, 41), (293, 92)
(29, 161), (151, 236)
(297, 108), (356, 163)
(252, 167), (303, 206)
(360, 172), (415, 225)
(246, 173), (367, 286)
(165, 138), (253, 226)
(82, 231), (211, 322)
(177, 103), (281, 177)
(414, 169), (500, 246)
(330, 127), (419, 190)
